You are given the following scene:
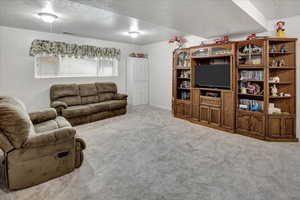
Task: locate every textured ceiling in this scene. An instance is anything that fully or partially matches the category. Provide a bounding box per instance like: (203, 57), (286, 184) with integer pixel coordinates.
(2, 0), (299, 45)
(250, 0), (300, 19)
(70, 0), (267, 37)
(0, 0), (183, 45)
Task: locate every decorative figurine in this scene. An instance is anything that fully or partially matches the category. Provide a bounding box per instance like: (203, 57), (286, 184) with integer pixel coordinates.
(243, 45), (250, 54)
(246, 82), (261, 95)
(247, 34), (256, 40)
(280, 44), (288, 53)
(279, 92), (284, 97)
(269, 103), (281, 114)
(241, 87), (247, 94)
(279, 59), (286, 67)
(215, 36), (229, 44)
(271, 84), (278, 97)
(252, 45), (262, 54)
(251, 102), (261, 111)
(276, 21), (287, 38)
(270, 44), (277, 53)
(271, 59), (277, 67)
(169, 35), (187, 50)
(273, 76), (280, 83)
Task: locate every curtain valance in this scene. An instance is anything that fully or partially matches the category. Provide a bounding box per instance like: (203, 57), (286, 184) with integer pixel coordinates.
(29, 39), (121, 60)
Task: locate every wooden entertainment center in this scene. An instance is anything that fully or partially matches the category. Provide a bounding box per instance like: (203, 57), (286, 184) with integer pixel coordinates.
(172, 38), (298, 142)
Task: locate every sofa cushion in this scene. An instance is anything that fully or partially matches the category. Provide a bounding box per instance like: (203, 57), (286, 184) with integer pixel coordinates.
(88, 102), (110, 113)
(50, 84), (81, 106)
(79, 84), (99, 105)
(62, 105), (91, 118)
(50, 84), (79, 100)
(95, 82), (117, 93)
(79, 84), (97, 96)
(56, 96), (81, 106)
(81, 96), (99, 105)
(106, 100), (127, 110)
(0, 96), (33, 148)
(99, 93), (115, 102)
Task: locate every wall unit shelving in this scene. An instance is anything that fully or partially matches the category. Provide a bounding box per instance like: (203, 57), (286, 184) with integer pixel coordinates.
(172, 38), (298, 142)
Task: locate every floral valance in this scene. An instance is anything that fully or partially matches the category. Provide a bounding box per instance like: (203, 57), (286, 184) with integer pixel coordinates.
(29, 39), (121, 60)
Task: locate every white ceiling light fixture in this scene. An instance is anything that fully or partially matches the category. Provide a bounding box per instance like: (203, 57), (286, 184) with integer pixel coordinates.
(38, 12), (58, 23)
(128, 31), (140, 38)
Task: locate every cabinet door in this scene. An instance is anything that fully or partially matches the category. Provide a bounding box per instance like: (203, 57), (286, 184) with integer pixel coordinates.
(221, 91), (234, 129)
(199, 105), (210, 123)
(210, 107), (221, 126)
(175, 102), (184, 116)
(250, 113), (265, 137)
(191, 89), (200, 120)
(267, 116), (295, 138)
(236, 111), (251, 132)
(268, 117), (281, 137)
(281, 117), (295, 137)
(185, 103), (191, 118)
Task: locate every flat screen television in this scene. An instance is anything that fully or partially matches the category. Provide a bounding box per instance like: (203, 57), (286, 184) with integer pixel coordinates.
(195, 64), (231, 89)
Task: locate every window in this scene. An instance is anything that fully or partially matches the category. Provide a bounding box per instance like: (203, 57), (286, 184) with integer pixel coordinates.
(98, 58), (119, 77)
(35, 55), (119, 78)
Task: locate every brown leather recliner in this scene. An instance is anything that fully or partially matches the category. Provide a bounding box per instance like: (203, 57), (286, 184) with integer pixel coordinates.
(0, 96), (86, 190)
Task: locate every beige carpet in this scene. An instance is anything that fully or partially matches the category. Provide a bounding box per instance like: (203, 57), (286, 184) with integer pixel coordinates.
(1, 105), (300, 200)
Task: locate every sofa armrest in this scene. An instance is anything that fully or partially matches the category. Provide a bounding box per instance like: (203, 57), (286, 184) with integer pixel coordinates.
(23, 127), (76, 148)
(50, 101), (68, 115)
(29, 108), (57, 124)
(113, 93), (128, 100)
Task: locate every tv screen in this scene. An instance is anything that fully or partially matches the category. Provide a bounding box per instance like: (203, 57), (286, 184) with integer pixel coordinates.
(196, 64), (231, 89)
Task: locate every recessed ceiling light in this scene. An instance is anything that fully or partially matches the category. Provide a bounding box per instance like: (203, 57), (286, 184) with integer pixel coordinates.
(128, 31), (140, 38)
(38, 12), (58, 23)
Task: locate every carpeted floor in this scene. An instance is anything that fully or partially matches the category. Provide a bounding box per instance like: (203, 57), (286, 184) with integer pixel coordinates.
(1, 105), (300, 200)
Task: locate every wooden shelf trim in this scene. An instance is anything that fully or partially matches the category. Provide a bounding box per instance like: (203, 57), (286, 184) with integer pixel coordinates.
(269, 51), (295, 54)
(268, 82), (291, 85)
(268, 66), (295, 70)
(191, 54), (232, 59)
(238, 93), (264, 97)
(239, 79), (264, 82)
(269, 96), (292, 99)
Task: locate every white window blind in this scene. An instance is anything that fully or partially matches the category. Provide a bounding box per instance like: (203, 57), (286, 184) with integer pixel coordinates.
(98, 58), (119, 77)
(35, 55), (119, 78)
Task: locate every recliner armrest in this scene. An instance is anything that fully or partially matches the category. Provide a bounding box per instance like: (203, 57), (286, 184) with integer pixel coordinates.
(50, 101), (68, 115)
(113, 93), (128, 100)
(29, 108), (57, 124)
(23, 127), (76, 148)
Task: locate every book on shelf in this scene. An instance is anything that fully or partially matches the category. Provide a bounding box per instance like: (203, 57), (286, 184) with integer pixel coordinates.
(240, 70), (264, 81)
(239, 99), (264, 112)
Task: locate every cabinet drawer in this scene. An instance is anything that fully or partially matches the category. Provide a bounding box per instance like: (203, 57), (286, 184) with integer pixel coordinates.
(200, 96), (221, 107)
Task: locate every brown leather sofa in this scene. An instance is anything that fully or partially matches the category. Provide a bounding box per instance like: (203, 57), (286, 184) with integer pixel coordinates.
(50, 82), (128, 126)
(0, 96), (86, 190)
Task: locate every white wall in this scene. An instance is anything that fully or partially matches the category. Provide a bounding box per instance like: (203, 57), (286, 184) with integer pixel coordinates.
(141, 35), (205, 110)
(0, 26), (139, 112)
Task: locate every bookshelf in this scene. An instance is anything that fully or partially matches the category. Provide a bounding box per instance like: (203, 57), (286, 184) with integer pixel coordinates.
(172, 49), (192, 118)
(266, 38), (297, 141)
(236, 38), (297, 141)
